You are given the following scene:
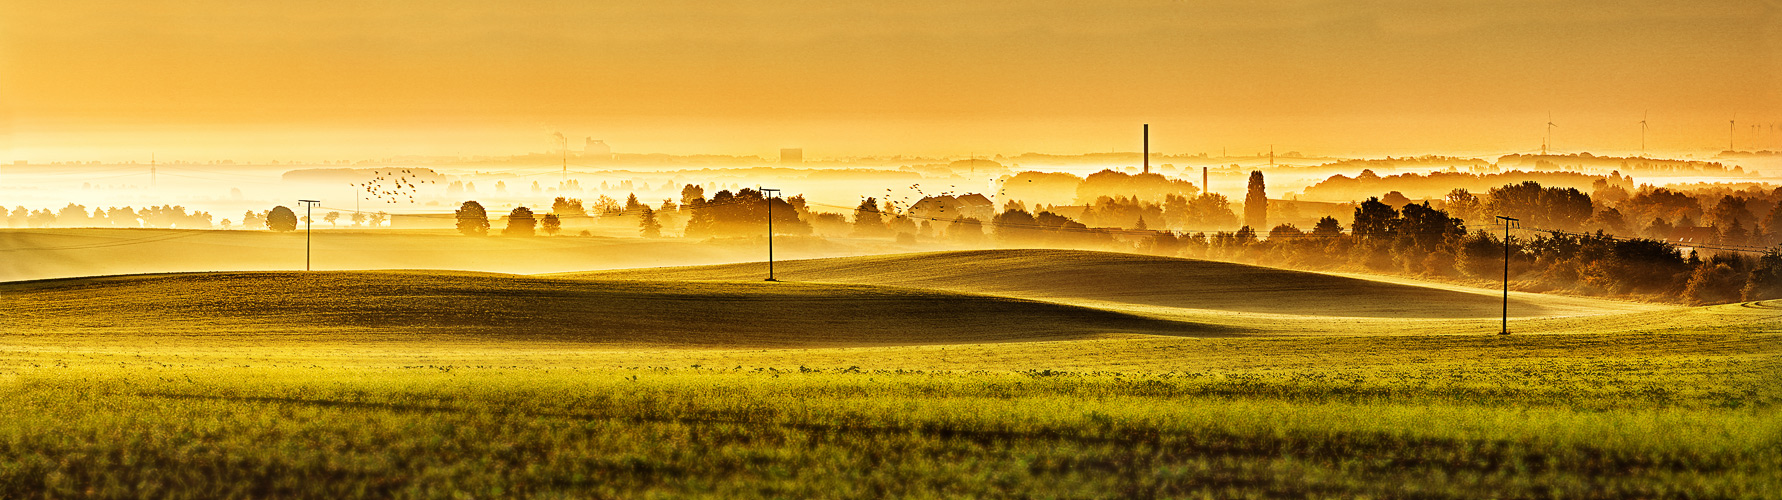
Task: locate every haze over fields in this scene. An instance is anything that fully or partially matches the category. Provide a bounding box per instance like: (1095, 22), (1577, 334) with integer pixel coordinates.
(2, 1), (1779, 498)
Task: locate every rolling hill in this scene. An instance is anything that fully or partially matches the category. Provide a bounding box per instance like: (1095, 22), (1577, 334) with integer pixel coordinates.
(0, 271), (1235, 347)
(555, 249), (1661, 319)
(6, 250), (1743, 347)
(0, 228), (888, 282)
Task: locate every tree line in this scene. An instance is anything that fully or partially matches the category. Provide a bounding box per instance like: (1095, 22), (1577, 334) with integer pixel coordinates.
(1136, 193), (1782, 305)
(7, 204), (220, 229)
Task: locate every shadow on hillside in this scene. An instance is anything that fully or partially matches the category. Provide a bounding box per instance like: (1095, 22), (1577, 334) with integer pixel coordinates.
(2, 271), (1247, 347)
(567, 249), (1561, 319)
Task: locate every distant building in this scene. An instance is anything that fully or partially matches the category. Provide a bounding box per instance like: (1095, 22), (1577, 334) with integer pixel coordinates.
(955, 193), (995, 219)
(781, 148), (803, 165)
(910, 193), (996, 223)
(583, 138), (611, 159)
(908, 196), (962, 223)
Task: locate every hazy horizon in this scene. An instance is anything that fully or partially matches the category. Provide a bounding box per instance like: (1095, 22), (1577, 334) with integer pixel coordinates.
(5, 0), (1779, 162)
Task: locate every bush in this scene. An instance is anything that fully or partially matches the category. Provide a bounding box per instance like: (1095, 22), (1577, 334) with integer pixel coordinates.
(503, 207), (536, 236)
(266, 206), (298, 232)
(456, 201), (489, 236)
(1744, 250), (1782, 301)
(1683, 261), (1745, 305)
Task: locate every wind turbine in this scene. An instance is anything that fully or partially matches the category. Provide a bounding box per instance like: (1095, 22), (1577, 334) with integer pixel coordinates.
(1729, 114), (1736, 152)
(1639, 111), (1648, 158)
(1544, 112), (1558, 155)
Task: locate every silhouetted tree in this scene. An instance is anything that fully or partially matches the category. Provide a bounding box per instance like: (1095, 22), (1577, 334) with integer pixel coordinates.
(769, 196), (812, 235)
(1591, 238), (1690, 295)
(541, 214), (562, 236)
(1645, 217), (1674, 240)
(551, 197), (586, 217)
(1744, 250), (1782, 300)
(1351, 197), (1398, 240)
(504, 207), (537, 236)
(370, 212), (387, 228)
(324, 211), (340, 227)
(1268, 223), (1302, 240)
(680, 184), (706, 209)
(1723, 219), (1750, 246)
(1444, 189), (1482, 224)
(948, 216), (984, 243)
(455, 201), (489, 236)
(57, 204), (90, 226)
(267, 206), (298, 232)
(810, 212), (849, 236)
(639, 207), (662, 238)
(1485, 181), (1593, 231)
(590, 195), (621, 216)
(1244, 170), (1267, 230)
(1683, 255), (1747, 305)
(1586, 207), (1629, 235)
(1312, 216), (1344, 237)
(1398, 202), (1465, 250)
(1706, 195), (1754, 229)
(1181, 193), (1239, 230)
(1620, 188), (1701, 231)
(1074, 169), (1198, 204)
(1234, 226), (1258, 245)
(625, 193), (644, 213)
(993, 208), (1040, 244)
(853, 197), (889, 237)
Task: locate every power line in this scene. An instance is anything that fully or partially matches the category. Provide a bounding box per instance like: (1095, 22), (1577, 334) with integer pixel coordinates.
(1515, 223), (1773, 255)
(0, 230), (208, 252)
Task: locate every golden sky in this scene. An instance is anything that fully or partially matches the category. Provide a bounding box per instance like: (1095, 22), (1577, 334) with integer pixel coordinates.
(2, 0), (1778, 161)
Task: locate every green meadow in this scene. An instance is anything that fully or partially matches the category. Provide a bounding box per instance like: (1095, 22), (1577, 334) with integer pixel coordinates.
(2, 250), (1777, 498)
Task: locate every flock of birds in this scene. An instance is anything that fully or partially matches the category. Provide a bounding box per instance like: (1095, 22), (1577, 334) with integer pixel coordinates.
(344, 169), (1014, 213)
(870, 181), (1006, 217)
(351, 169), (433, 204)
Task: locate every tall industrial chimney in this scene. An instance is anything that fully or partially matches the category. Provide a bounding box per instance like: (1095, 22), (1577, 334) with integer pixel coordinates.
(1143, 124), (1150, 174)
(1202, 166), (1209, 196)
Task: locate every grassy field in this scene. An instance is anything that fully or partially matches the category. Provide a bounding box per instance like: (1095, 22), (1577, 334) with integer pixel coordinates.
(2, 249), (1777, 498)
(0, 227), (900, 282)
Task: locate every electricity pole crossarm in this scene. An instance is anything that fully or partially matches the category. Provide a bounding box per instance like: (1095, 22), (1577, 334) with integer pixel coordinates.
(1495, 215), (1518, 335)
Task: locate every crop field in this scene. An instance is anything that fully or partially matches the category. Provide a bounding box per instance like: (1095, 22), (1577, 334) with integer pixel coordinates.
(2, 250), (1778, 498)
(0, 228), (898, 282)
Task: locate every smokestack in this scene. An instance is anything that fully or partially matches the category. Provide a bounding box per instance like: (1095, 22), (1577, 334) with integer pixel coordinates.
(1202, 166), (1208, 196)
(1143, 124), (1150, 174)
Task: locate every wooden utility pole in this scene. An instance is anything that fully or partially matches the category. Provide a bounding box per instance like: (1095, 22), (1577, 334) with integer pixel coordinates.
(1496, 215), (1518, 335)
(762, 188), (781, 282)
(299, 199), (321, 271)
